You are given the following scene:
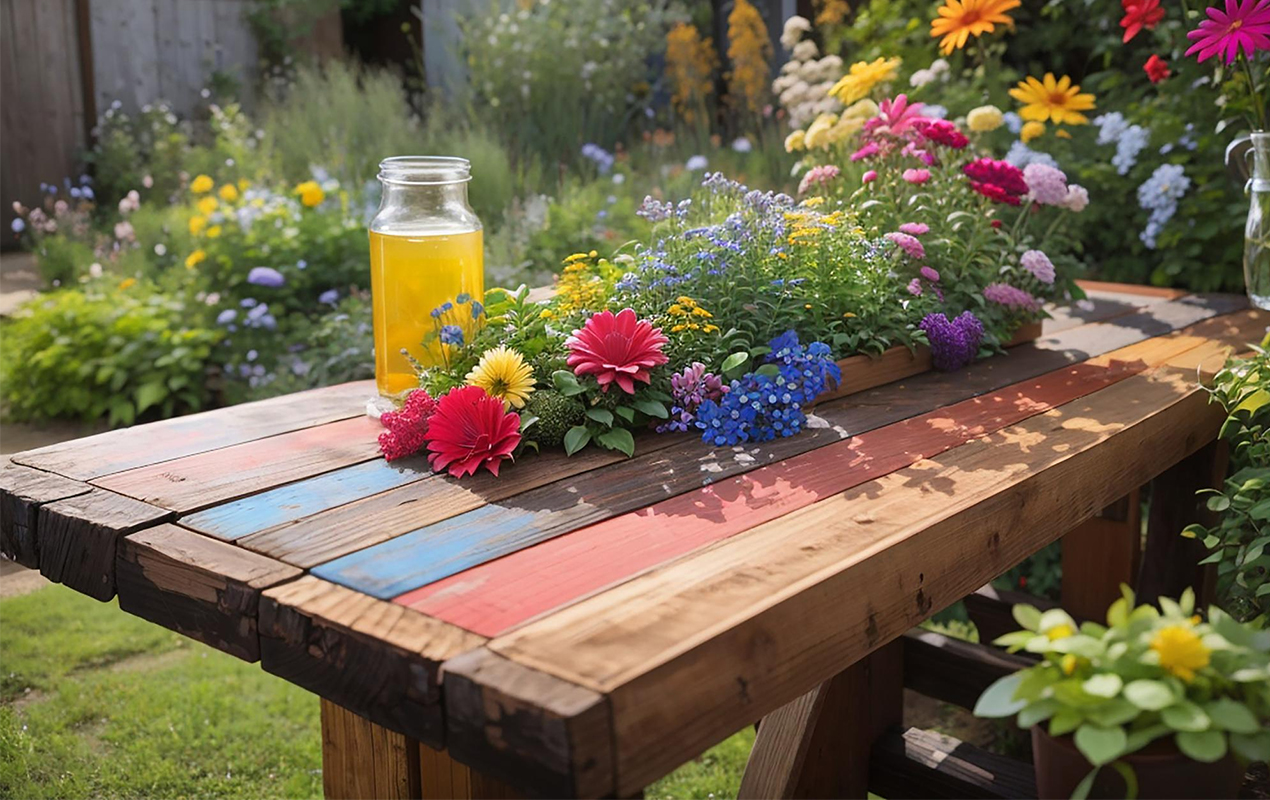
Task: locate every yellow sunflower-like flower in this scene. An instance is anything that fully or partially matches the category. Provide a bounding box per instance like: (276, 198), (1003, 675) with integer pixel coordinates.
(1009, 73), (1096, 126)
(931, 0), (1021, 55)
(466, 346), (535, 409)
(784, 130), (807, 152)
(196, 196), (219, 216)
(295, 180), (325, 208)
(1151, 625), (1210, 682)
(206, 225), (222, 239)
(190, 174), (214, 194)
(829, 57), (901, 105)
(1021, 120), (1046, 143)
(185, 249), (207, 269)
(218, 184), (239, 203)
(189, 215), (207, 236)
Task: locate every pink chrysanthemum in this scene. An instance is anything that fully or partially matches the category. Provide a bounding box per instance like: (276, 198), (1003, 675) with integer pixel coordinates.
(851, 142), (881, 162)
(566, 308), (669, 394)
(864, 94), (929, 137)
(378, 389), (438, 461)
(798, 164), (841, 195)
(886, 231), (927, 260)
(903, 168), (932, 185)
(1185, 0), (1270, 63)
(984, 282), (1041, 311)
(425, 385), (521, 478)
(915, 118), (970, 149)
(1024, 163), (1069, 206)
(899, 222), (930, 236)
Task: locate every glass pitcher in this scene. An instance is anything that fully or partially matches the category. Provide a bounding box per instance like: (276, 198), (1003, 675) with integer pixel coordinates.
(369, 157), (484, 397)
(1228, 132), (1270, 309)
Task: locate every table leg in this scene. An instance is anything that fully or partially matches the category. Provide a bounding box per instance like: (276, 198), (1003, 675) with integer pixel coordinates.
(1060, 489), (1142, 621)
(320, 699), (521, 800)
(738, 640), (903, 799)
(1137, 440), (1227, 605)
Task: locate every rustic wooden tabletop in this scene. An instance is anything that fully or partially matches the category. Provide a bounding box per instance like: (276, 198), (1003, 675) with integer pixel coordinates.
(2, 282), (1264, 799)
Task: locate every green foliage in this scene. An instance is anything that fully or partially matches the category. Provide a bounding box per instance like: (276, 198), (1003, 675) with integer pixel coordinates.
(976, 587), (1270, 784)
(1187, 339), (1270, 622)
(523, 389), (586, 448)
(0, 285), (221, 426)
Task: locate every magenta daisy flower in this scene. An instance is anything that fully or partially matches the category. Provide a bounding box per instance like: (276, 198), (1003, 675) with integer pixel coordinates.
(1185, 0), (1270, 63)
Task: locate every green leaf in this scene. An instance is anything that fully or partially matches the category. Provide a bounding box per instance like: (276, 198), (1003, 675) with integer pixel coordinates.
(1124, 723), (1171, 754)
(1106, 596), (1131, 628)
(563, 425), (591, 456)
(134, 381), (168, 415)
(1207, 495), (1231, 512)
(1074, 724), (1127, 767)
(632, 398), (668, 419)
(1110, 762), (1140, 800)
(1082, 674), (1123, 698)
(552, 370), (585, 397)
(1161, 701), (1211, 732)
(721, 351), (749, 375)
(1011, 603), (1042, 632)
(1123, 679), (1176, 711)
(596, 427), (635, 457)
(585, 408), (614, 426)
(755, 364), (780, 377)
(1085, 699), (1140, 728)
(614, 406), (635, 424)
(1175, 730), (1227, 763)
(519, 414), (540, 433)
(972, 673), (1027, 718)
(1230, 731), (1270, 762)
(1017, 699), (1058, 728)
(1203, 698), (1259, 734)
(1049, 708), (1082, 737)
(1070, 768), (1098, 800)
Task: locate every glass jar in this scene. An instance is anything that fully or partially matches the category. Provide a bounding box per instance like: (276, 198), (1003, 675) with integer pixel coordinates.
(1229, 132), (1270, 309)
(369, 156), (484, 397)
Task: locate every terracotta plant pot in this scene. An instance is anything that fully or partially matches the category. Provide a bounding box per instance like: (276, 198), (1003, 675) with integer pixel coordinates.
(1032, 726), (1244, 799)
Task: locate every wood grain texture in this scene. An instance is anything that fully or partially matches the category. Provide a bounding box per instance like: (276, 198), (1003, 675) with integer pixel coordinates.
(12, 380), (371, 481)
(738, 641), (903, 799)
(0, 462), (91, 567)
(901, 630), (1035, 712)
(38, 489), (171, 601)
(394, 309), (1269, 634)
(869, 727), (1038, 799)
(116, 523), (301, 661)
(418, 742), (523, 800)
(258, 576), (484, 748)
(1061, 492), (1142, 622)
(321, 698), (422, 800)
(488, 370), (1223, 793)
(92, 415), (383, 513)
(443, 648), (612, 799)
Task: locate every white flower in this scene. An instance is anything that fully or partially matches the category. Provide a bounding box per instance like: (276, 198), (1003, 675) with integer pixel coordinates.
(781, 15), (812, 49)
(930, 58), (950, 74)
(792, 40), (818, 61)
(1063, 184), (1090, 213)
(89, 262), (103, 278)
(611, 173), (625, 185)
(685, 155), (708, 171)
(732, 137), (753, 153)
(910, 68), (936, 88)
(153, 242), (165, 255)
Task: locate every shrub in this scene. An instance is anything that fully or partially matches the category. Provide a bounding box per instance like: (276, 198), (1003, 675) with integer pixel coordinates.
(0, 284), (221, 426)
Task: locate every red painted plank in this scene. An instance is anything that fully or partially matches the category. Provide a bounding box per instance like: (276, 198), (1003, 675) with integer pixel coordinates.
(395, 359), (1140, 635)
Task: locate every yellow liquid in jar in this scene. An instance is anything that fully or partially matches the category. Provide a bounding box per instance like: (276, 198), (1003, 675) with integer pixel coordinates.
(369, 229), (484, 397)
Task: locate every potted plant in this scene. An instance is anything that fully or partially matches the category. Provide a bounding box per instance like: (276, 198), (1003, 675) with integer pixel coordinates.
(974, 586), (1270, 799)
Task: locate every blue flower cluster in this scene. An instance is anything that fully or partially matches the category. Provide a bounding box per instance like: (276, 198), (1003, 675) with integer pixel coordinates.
(580, 143), (614, 174)
(1094, 113), (1151, 176)
(1004, 141), (1058, 170)
(1137, 163), (1190, 249)
(694, 331), (842, 447)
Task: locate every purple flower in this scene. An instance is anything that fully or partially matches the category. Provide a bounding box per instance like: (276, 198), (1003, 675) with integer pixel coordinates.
(907, 278), (923, 296)
(247, 266), (285, 287)
(920, 311), (984, 371)
(984, 282), (1041, 311)
(899, 222), (929, 236)
(1020, 250), (1055, 284)
(216, 309), (238, 325)
(439, 325), (464, 346)
(920, 266), (940, 283)
(319, 289), (340, 305)
(658, 362), (729, 433)
(1023, 163), (1069, 206)
(886, 231), (926, 260)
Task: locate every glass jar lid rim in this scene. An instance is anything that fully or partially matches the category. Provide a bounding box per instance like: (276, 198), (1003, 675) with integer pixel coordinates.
(378, 156), (471, 185)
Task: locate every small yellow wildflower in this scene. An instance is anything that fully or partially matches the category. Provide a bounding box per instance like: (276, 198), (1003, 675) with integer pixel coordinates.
(1021, 120), (1046, 143)
(1151, 625), (1210, 682)
(691, 306), (712, 318)
(189, 216), (207, 236)
(1045, 623), (1074, 641)
(726, 0), (772, 113)
(668, 304), (687, 316)
(1055, 129), (1072, 139)
(465, 346), (536, 410)
(703, 324), (720, 333)
(207, 225), (222, 238)
(671, 324), (688, 333)
(665, 22), (718, 124)
(803, 196), (826, 208)
(190, 174), (214, 194)
(540, 309), (555, 320)
(1061, 654), (1079, 675)
(237, 178), (250, 192)
(197, 196), (219, 216)
(966, 105), (1004, 132)
(843, 312), (857, 318)
(185, 249), (207, 269)
(564, 252), (590, 263)
(118, 277), (137, 290)
(675, 296), (697, 307)
(829, 57), (901, 105)
(784, 130), (806, 152)
(218, 184), (239, 203)
(295, 180), (325, 208)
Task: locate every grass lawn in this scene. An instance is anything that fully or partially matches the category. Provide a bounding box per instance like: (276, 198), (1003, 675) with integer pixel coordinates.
(1, 583), (753, 799)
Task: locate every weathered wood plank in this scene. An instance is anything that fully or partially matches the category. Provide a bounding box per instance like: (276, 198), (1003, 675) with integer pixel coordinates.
(12, 380), (371, 481)
(115, 523), (301, 661)
(869, 727), (1038, 800)
(92, 416), (383, 513)
(0, 462), (91, 567)
(38, 489), (171, 601)
(1061, 492), (1142, 622)
(418, 742), (524, 800)
(258, 576), (484, 748)
(443, 648), (613, 799)
(901, 630), (1034, 712)
(738, 641), (903, 799)
(486, 369), (1223, 794)
(321, 698), (422, 800)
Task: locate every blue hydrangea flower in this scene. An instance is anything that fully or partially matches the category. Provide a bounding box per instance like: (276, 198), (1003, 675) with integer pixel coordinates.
(319, 289), (339, 305)
(1112, 125), (1150, 175)
(247, 266), (285, 288)
(216, 308), (237, 325)
(470, 300), (484, 319)
(1094, 112), (1129, 146)
(1005, 141), (1059, 170)
(10, 218), (24, 233)
(1137, 164), (1190, 249)
(1003, 111), (1023, 134)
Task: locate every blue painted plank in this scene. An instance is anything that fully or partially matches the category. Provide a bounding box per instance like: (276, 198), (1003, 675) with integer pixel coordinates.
(182, 456), (430, 540)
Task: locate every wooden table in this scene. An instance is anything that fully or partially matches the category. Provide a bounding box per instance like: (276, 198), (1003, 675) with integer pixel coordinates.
(2, 283), (1265, 799)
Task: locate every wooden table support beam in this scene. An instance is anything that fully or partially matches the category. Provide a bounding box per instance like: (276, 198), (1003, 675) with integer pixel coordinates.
(0, 462), (91, 568)
(1060, 489), (1142, 622)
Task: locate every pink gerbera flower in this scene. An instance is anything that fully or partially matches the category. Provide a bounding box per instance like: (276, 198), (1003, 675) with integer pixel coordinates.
(425, 386), (521, 478)
(1185, 0), (1270, 63)
(864, 94), (929, 137)
(566, 308), (669, 394)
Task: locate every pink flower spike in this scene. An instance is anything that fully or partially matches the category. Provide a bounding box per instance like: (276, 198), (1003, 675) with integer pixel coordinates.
(850, 142), (880, 162)
(902, 168), (931, 185)
(899, 222), (930, 236)
(862, 170), (878, 184)
(920, 266), (941, 283)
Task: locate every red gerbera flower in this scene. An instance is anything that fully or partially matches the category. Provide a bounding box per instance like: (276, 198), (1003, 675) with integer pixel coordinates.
(1144, 54), (1171, 83)
(378, 389), (438, 461)
(566, 308), (669, 394)
(1121, 0), (1165, 43)
(425, 385), (521, 478)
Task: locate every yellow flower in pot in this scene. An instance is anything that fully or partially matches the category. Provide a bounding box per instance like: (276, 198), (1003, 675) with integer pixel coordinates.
(974, 586), (1270, 799)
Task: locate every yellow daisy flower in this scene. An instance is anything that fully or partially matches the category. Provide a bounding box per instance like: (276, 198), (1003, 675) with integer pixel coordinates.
(1021, 120), (1046, 143)
(466, 346), (535, 409)
(196, 196), (219, 216)
(185, 249), (207, 269)
(294, 180), (325, 208)
(931, 0), (1021, 55)
(1151, 625), (1210, 682)
(206, 225), (222, 239)
(190, 174), (214, 194)
(1009, 73), (1096, 126)
(118, 277), (137, 290)
(829, 57), (902, 105)
(218, 184), (239, 203)
(188, 216), (207, 236)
